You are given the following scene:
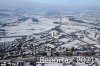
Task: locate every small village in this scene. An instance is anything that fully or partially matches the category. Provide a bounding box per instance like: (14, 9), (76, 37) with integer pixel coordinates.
(0, 26), (100, 66)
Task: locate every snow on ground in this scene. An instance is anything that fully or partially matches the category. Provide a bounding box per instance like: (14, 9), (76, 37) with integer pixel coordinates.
(43, 63), (62, 66)
(61, 24), (88, 32)
(94, 45), (100, 48)
(0, 15), (99, 46)
(3, 17), (56, 36)
(61, 44), (79, 49)
(0, 37), (21, 42)
(60, 26), (78, 33)
(66, 65), (73, 66)
(82, 37), (97, 44)
(75, 63), (88, 66)
(60, 17), (89, 31)
(37, 64), (41, 66)
(0, 16), (56, 42)
(47, 43), (55, 48)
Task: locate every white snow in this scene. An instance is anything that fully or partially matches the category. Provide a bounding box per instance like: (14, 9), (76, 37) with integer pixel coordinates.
(3, 17), (55, 36)
(94, 45), (100, 49)
(75, 63), (88, 66)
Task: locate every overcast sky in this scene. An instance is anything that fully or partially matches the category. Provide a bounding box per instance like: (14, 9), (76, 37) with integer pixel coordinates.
(0, 0), (100, 9)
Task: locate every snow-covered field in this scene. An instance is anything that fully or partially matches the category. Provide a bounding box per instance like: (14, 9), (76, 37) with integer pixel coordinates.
(3, 17), (55, 36)
(0, 9), (100, 48)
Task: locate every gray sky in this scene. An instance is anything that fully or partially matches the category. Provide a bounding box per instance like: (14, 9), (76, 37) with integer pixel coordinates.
(0, 0), (100, 9)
